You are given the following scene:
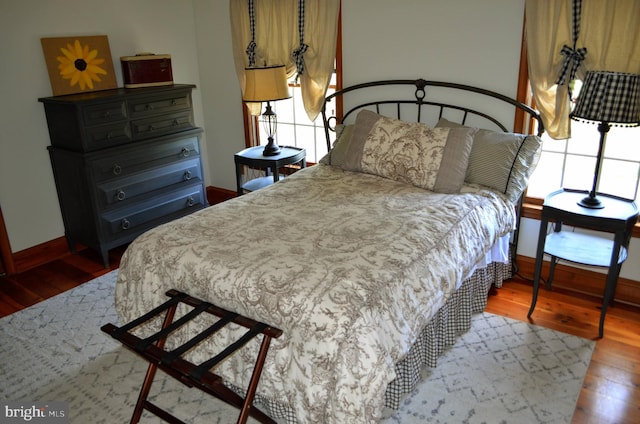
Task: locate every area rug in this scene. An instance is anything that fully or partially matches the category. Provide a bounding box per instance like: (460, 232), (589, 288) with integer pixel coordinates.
(0, 270), (594, 423)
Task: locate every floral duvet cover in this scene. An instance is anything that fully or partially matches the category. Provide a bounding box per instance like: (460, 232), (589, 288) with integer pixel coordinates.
(115, 164), (515, 423)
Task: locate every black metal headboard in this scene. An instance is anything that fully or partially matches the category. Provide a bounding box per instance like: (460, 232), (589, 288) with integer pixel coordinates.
(321, 79), (544, 152)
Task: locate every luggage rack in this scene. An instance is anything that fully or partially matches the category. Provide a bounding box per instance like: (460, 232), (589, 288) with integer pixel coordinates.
(102, 289), (283, 424)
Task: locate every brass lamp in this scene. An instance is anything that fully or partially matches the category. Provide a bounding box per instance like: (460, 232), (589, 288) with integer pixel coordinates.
(570, 71), (640, 209)
(243, 65), (291, 156)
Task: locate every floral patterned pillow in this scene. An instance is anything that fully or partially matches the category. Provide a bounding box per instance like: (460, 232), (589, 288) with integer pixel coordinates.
(343, 110), (476, 193)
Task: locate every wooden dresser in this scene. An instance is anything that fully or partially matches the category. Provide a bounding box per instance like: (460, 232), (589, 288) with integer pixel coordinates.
(39, 84), (207, 267)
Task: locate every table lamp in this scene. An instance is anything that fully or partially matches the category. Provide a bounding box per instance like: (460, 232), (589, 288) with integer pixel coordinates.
(243, 65), (291, 156)
(570, 71), (640, 209)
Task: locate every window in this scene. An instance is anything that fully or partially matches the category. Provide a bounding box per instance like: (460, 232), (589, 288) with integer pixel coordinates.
(255, 73), (337, 164)
(526, 82), (640, 202)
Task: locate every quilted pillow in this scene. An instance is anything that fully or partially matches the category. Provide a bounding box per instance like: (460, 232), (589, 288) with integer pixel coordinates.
(435, 118), (542, 203)
(342, 110), (476, 193)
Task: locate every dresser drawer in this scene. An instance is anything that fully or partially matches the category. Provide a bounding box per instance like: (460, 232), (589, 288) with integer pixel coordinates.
(96, 157), (203, 208)
(131, 111), (194, 139)
(129, 91), (192, 118)
(39, 84), (197, 153)
(82, 101), (128, 126)
(84, 122), (132, 150)
(99, 184), (205, 240)
(90, 131), (201, 183)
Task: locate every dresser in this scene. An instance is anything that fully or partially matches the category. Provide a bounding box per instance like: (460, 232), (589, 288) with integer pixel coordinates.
(39, 84), (207, 267)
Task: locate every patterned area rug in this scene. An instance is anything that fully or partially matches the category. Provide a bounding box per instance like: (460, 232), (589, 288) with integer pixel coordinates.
(0, 270), (594, 423)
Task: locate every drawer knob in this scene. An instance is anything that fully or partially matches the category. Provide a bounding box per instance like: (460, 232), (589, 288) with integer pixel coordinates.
(144, 104), (153, 111)
(186, 196), (195, 207)
(112, 164), (122, 175)
(181, 147), (191, 157)
(172, 119), (179, 126)
(171, 99), (177, 106)
(121, 218), (130, 230)
(148, 125), (155, 131)
(107, 131), (113, 140)
(183, 170), (192, 181)
(102, 111), (111, 119)
(116, 190), (126, 201)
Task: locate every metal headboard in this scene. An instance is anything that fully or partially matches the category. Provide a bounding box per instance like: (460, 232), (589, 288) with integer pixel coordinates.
(321, 78), (544, 152)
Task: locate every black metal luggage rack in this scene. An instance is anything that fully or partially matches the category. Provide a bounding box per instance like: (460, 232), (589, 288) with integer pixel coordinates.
(101, 289), (283, 424)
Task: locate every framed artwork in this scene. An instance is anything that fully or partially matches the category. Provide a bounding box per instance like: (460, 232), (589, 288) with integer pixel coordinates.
(41, 35), (117, 96)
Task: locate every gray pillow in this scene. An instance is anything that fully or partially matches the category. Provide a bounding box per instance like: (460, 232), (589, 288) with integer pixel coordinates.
(319, 124), (354, 167)
(435, 118), (542, 203)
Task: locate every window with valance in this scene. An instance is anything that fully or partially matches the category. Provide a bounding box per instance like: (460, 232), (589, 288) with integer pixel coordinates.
(230, 0), (340, 121)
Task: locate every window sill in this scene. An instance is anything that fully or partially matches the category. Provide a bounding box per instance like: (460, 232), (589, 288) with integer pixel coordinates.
(521, 202), (640, 238)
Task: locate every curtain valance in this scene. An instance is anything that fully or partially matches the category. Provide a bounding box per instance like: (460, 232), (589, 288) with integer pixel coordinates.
(230, 0), (340, 121)
(526, 0), (640, 139)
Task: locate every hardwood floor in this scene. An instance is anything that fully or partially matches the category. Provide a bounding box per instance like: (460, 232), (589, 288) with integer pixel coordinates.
(1, 250), (639, 423)
(0, 245), (125, 317)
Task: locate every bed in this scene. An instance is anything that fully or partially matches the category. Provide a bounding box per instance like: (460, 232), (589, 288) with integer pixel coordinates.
(114, 79), (544, 423)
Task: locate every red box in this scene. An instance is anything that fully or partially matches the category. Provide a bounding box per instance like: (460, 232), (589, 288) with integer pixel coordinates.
(120, 54), (173, 88)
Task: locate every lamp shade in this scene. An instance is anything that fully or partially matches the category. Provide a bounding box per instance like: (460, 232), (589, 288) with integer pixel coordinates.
(570, 71), (640, 126)
(243, 65), (291, 102)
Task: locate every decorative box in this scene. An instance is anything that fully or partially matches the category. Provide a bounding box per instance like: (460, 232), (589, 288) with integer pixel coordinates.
(120, 54), (173, 88)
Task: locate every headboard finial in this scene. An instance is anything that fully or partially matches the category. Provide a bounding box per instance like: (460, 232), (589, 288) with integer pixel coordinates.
(415, 79), (428, 90)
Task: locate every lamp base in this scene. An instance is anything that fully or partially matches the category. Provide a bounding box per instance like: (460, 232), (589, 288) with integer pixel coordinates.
(262, 138), (281, 156)
(578, 194), (605, 209)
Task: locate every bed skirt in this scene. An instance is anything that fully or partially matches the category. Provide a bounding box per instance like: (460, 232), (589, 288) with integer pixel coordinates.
(230, 261), (511, 423)
(383, 261), (510, 410)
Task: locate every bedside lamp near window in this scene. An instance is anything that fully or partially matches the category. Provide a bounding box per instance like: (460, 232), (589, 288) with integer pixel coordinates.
(570, 71), (640, 209)
(243, 65), (291, 156)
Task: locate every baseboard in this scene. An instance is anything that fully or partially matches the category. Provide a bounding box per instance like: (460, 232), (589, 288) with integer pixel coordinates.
(515, 255), (640, 308)
(12, 236), (76, 274)
(206, 186), (236, 204)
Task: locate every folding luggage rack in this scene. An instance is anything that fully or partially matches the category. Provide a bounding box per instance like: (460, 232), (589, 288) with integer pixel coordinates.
(102, 289), (282, 424)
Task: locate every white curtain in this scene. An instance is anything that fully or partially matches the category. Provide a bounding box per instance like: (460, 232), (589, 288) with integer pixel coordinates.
(525, 0), (640, 139)
(230, 0), (340, 121)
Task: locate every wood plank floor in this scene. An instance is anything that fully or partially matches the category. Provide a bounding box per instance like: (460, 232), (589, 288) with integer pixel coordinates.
(1, 251), (639, 423)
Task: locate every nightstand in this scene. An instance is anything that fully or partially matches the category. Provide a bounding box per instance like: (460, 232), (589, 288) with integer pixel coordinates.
(527, 188), (638, 337)
(234, 146), (306, 196)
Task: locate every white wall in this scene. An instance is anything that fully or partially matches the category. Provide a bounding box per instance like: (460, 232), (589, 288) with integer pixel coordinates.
(341, 0), (525, 95)
(192, 0), (247, 192)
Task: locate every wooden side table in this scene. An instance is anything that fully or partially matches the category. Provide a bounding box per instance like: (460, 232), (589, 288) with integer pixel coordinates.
(527, 189), (638, 337)
(235, 146), (306, 196)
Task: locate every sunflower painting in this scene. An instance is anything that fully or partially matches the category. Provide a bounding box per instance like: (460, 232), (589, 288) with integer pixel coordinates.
(41, 35), (117, 96)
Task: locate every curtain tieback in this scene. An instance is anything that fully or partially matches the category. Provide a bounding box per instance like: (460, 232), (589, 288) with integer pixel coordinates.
(556, 45), (587, 85)
(246, 40), (257, 67)
(292, 43), (309, 77)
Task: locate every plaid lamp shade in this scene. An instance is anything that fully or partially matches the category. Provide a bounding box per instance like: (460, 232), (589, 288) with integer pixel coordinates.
(571, 71), (640, 126)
